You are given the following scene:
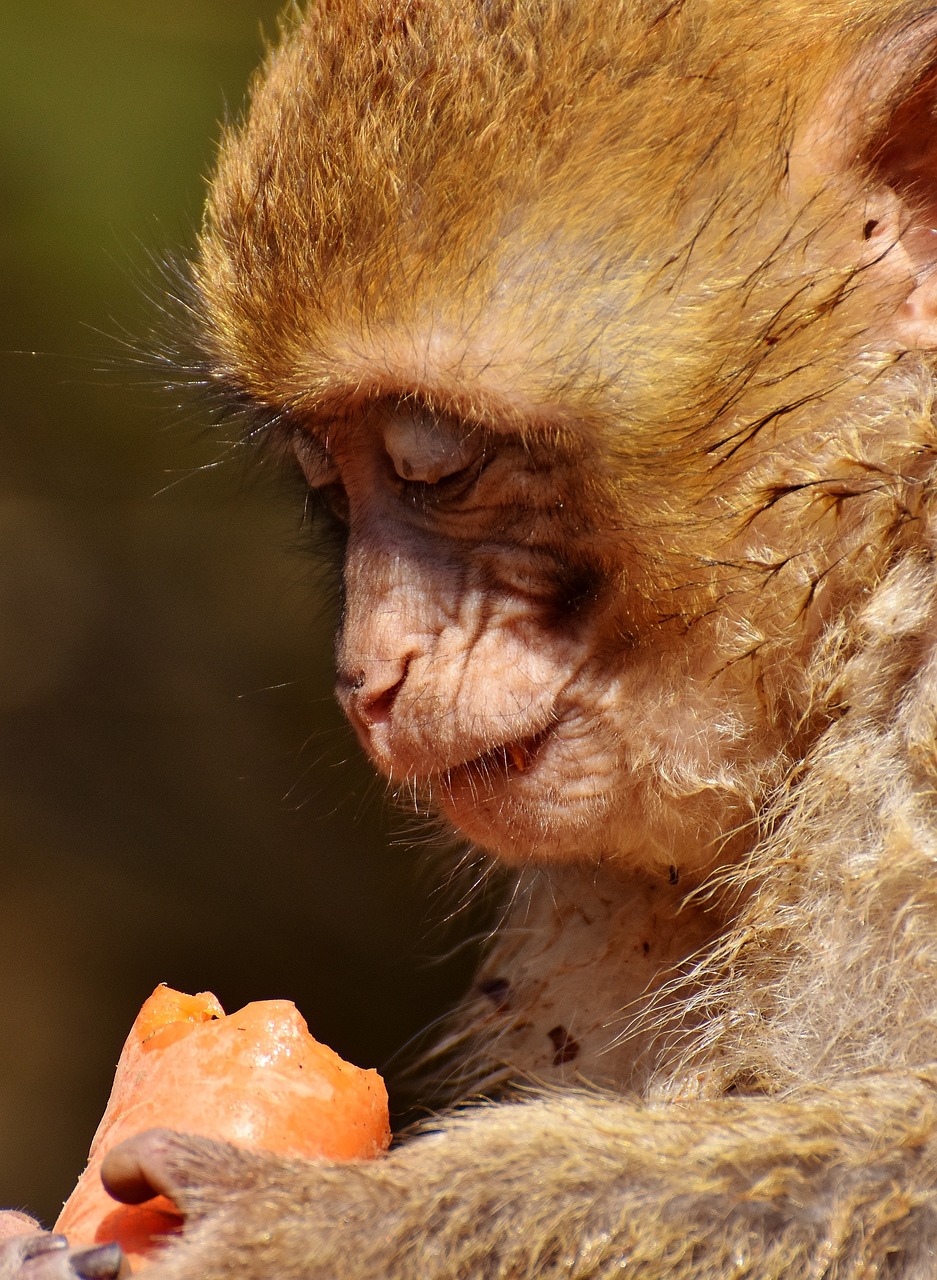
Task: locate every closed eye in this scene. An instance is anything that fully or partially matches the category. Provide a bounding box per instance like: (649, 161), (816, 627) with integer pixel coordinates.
(397, 449), (492, 508)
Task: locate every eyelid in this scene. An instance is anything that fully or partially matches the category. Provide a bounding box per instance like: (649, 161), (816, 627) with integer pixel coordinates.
(383, 411), (482, 484)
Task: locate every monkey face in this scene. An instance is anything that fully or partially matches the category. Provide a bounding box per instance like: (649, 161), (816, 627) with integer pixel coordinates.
(287, 399), (612, 862)
(277, 393), (802, 877)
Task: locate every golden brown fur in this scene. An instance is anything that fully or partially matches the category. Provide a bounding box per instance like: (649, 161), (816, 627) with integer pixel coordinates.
(53, 1), (937, 1276)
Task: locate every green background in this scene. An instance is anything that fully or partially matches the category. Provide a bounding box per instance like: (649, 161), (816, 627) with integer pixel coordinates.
(0, 1), (480, 1224)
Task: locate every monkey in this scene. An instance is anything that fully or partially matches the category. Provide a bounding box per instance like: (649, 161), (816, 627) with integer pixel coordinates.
(11, 0), (937, 1275)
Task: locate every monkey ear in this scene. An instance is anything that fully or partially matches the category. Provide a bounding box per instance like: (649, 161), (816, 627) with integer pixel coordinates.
(797, 18), (937, 348)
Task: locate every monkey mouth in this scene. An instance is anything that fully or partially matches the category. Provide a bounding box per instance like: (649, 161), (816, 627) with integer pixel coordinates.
(445, 727), (553, 786)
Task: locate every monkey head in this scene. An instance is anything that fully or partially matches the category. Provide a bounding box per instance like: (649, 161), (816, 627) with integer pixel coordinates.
(191, 2), (937, 880)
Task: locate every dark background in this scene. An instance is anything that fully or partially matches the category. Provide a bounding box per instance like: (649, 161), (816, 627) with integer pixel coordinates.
(0, 1), (481, 1224)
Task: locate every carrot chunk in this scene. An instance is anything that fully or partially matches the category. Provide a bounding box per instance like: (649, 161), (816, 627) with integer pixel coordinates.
(55, 986), (389, 1267)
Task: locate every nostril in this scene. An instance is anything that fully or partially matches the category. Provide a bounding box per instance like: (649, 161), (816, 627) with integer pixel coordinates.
(361, 671), (407, 725)
(338, 660), (410, 729)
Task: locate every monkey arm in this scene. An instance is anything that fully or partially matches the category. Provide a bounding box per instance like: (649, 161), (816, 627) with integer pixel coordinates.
(102, 1080), (937, 1279)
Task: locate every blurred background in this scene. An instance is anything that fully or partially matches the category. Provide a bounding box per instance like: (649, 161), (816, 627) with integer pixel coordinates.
(0, 1), (483, 1224)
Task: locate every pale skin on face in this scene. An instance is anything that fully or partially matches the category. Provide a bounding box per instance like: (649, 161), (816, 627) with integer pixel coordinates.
(291, 397), (746, 874)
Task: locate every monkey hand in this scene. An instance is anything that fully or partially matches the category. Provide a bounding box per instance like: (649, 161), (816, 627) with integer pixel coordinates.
(0, 1222), (124, 1280)
(99, 1078), (937, 1280)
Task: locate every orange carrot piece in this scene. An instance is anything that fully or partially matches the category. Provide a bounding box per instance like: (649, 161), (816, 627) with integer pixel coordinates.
(55, 986), (389, 1268)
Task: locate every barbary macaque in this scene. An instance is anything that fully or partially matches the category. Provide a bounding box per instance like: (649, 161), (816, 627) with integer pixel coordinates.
(12, 0), (937, 1275)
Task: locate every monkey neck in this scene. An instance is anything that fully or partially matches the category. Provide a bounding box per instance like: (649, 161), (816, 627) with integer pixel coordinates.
(437, 862), (727, 1100)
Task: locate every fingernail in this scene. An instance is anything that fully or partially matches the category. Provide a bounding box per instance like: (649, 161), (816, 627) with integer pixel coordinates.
(21, 1236), (68, 1260)
(70, 1244), (124, 1280)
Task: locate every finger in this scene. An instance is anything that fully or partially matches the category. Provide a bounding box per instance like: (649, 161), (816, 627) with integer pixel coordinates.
(0, 1229), (129, 1280)
(20, 1239), (68, 1262)
(65, 1246), (126, 1280)
(0, 1235), (127, 1280)
(100, 1128), (261, 1219)
(22, 1243), (125, 1280)
(100, 1130), (185, 1206)
(0, 1233), (66, 1278)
